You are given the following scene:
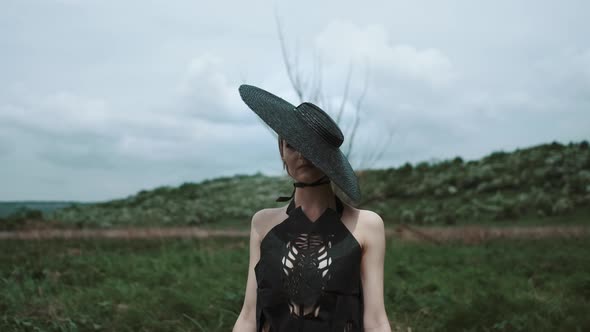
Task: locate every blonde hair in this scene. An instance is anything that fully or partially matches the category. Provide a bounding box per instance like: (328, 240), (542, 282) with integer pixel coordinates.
(278, 135), (287, 172)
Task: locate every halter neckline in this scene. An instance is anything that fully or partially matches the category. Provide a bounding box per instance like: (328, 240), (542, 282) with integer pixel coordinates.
(286, 193), (344, 221)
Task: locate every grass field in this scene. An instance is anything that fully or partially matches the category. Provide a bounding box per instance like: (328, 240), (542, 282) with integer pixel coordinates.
(1, 237), (589, 332)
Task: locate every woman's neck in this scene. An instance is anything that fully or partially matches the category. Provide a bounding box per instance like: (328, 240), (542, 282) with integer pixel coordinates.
(293, 185), (336, 214)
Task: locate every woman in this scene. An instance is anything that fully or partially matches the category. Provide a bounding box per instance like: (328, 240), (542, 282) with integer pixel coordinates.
(232, 85), (391, 332)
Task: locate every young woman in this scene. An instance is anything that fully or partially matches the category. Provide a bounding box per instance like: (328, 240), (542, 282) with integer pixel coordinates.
(232, 85), (391, 332)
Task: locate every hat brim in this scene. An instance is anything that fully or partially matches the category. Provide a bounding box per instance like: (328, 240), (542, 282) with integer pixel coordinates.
(239, 84), (361, 204)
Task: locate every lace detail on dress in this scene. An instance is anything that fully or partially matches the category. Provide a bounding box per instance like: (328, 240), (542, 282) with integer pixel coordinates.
(281, 231), (334, 317)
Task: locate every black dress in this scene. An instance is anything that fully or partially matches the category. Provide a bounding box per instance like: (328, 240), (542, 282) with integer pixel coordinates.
(255, 195), (364, 331)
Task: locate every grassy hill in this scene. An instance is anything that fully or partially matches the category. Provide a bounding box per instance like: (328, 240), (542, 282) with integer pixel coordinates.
(2, 140), (589, 229)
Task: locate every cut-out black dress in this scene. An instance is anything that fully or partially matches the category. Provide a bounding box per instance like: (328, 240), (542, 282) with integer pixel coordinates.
(255, 195), (364, 331)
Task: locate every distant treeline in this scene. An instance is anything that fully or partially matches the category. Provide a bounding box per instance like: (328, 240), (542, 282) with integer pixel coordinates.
(0, 201), (84, 218)
(2, 140), (589, 229)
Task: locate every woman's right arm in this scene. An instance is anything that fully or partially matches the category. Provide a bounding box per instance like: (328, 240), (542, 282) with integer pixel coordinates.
(232, 210), (265, 332)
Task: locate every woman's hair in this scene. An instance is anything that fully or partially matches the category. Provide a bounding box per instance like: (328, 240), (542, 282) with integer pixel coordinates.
(278, 135), (287, 172)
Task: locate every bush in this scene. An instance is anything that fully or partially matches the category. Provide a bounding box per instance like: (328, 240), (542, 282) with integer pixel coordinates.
(400, 210), (416, 223)
(5, 207), (44, 221)
(552, 197), (573, 215)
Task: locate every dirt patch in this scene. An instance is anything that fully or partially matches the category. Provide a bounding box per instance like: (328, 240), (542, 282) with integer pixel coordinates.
(390, 224), (590, 244)
(1, 224), (589, 243)
(0, 227), (247, 240)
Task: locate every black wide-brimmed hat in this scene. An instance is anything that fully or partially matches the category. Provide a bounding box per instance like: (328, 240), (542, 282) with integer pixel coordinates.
(238, 84), (361, 205)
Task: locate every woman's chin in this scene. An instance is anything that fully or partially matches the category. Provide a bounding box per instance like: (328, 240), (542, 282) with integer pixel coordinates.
(295, 170), (323, 181)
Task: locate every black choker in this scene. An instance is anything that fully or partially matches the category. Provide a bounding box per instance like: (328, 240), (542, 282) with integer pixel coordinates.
(275, 175), (331, 202)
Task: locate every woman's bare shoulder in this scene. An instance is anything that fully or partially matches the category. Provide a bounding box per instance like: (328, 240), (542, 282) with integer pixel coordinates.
(250, 205), (289, 240)
(343, 205), (384, 251)
(358, 208), (384, 223)
(358, 209), (385, 246)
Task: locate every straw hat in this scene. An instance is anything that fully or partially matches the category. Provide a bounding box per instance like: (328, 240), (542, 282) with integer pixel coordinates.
(238, 84), (361, 204)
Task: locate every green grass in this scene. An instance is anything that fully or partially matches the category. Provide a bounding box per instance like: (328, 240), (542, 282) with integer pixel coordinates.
(388, 240), (590, 331)
(1, 238), (589, 331)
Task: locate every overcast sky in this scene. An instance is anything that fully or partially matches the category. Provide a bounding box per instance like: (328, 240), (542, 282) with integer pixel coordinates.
(1, 0), (588, 201)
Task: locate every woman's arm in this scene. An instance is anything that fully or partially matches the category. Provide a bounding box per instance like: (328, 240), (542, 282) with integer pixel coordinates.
(232, 210), (265, 332)
(360, 211), (392, 332)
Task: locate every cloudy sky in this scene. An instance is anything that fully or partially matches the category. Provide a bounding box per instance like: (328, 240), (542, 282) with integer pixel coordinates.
(1, 0), (588, 201)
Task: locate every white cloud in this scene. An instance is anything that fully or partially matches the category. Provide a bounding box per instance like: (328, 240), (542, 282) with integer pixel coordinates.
(315, 20), (456, 87)
(176, 53), (251, 124)
(0, 91), (112, 136)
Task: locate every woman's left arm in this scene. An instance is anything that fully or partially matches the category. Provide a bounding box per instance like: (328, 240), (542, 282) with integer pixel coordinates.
(360, 211), (392, 332)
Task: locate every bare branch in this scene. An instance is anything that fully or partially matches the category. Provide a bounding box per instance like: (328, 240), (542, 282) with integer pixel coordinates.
(292, 37), (306, 102)
(357, 129), (395, 171)
(310, 48), (323, 104)
(315, 53), (327, 109)
(336, 62), (353, 125)
(273, 18), (397, 173)
(344, 65), (368, 159)
(275, 12), (304, 102)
